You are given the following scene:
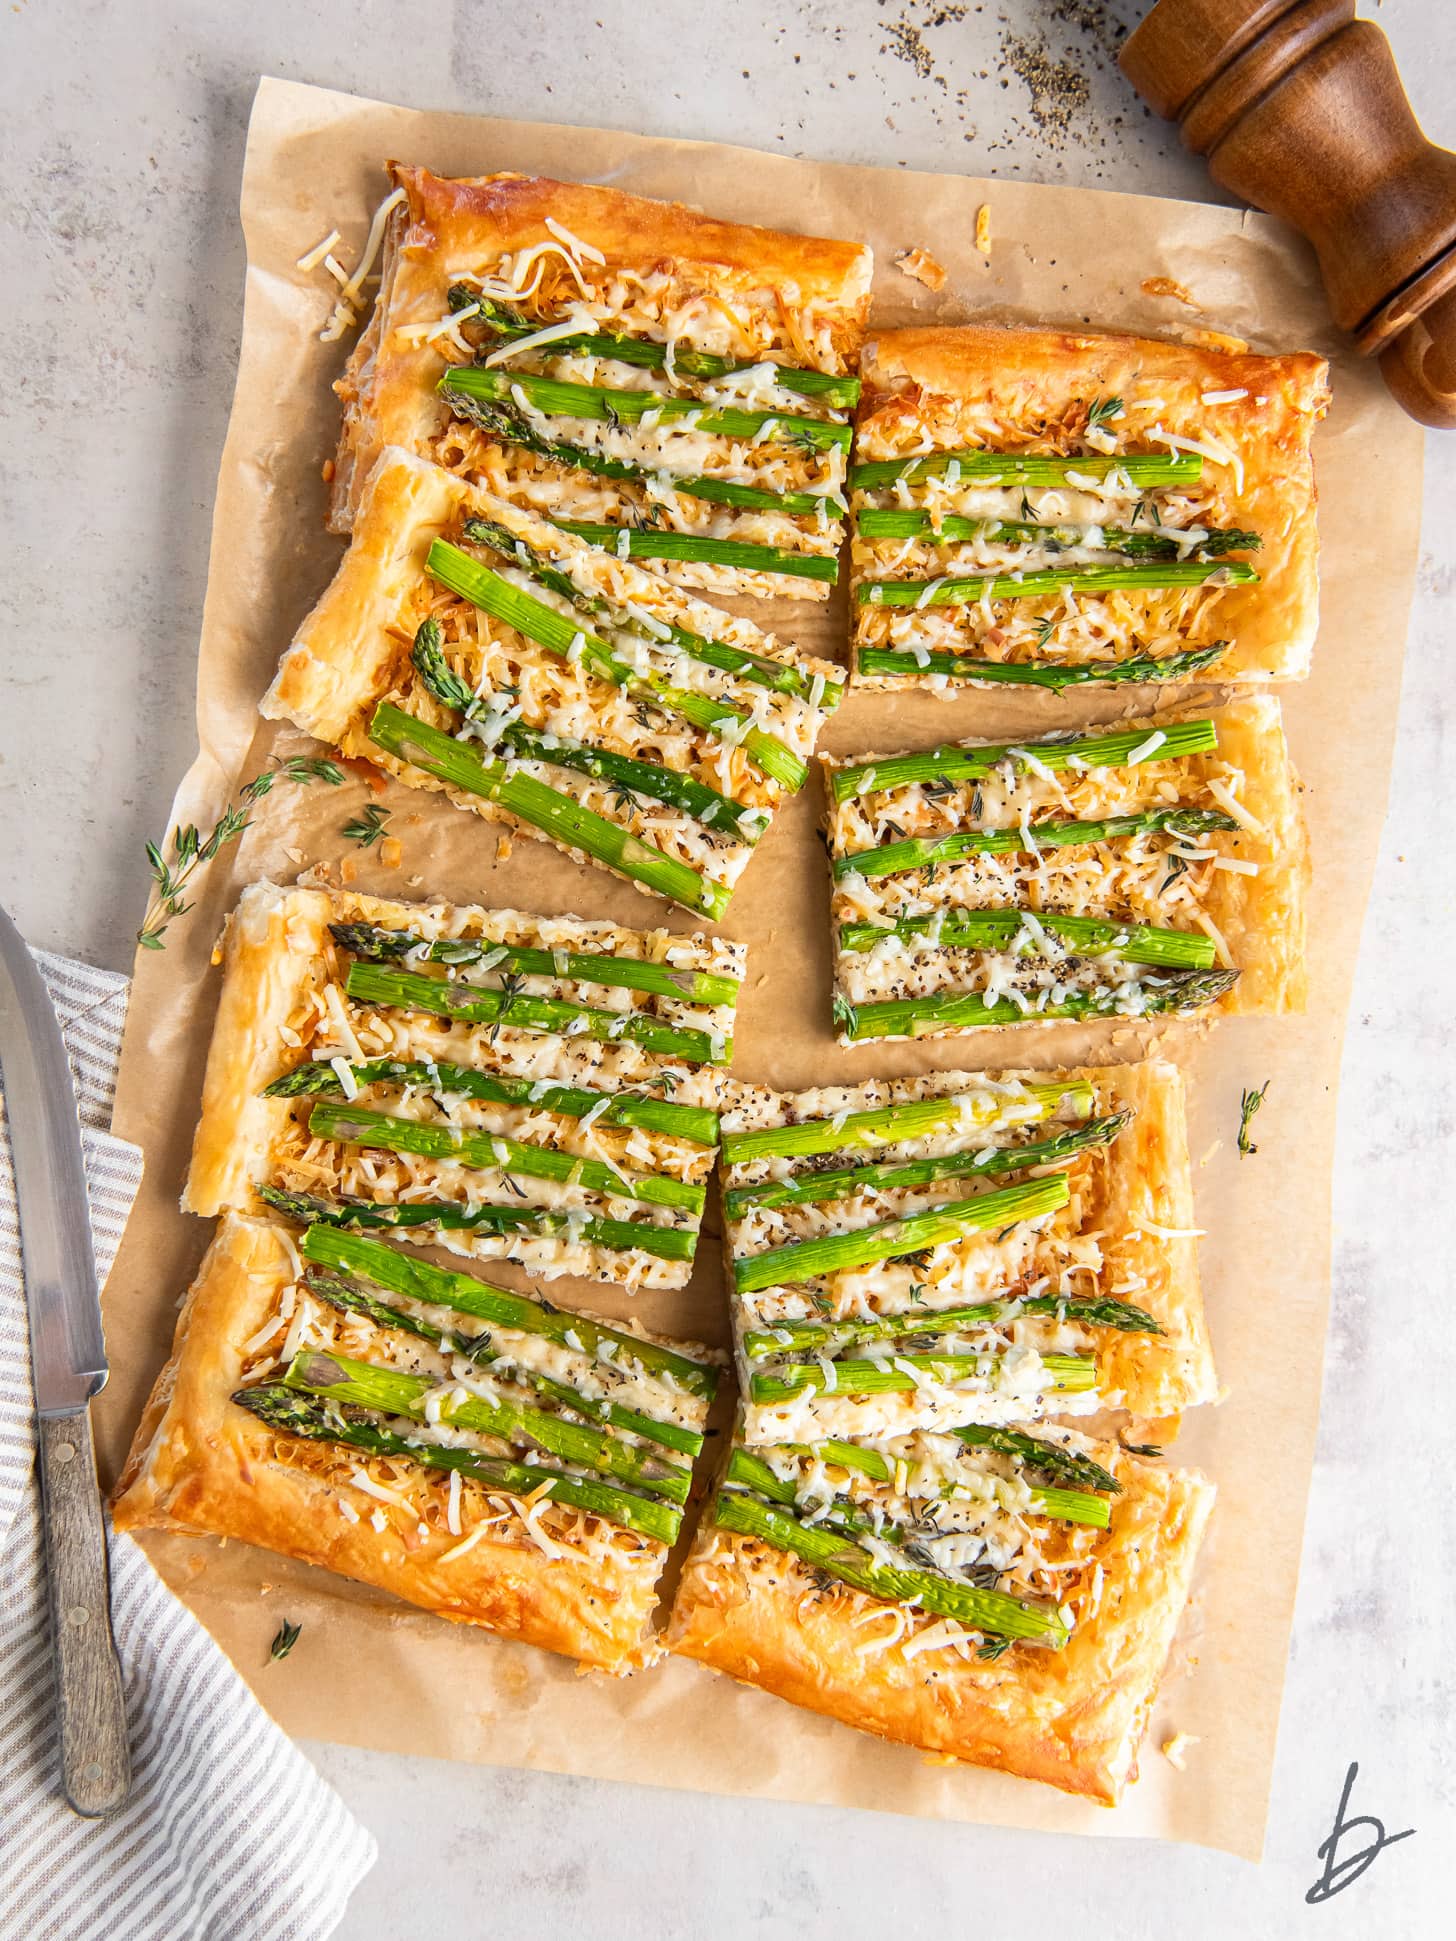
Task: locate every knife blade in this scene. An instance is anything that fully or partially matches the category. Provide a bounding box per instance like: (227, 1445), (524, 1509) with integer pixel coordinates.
(0, 902), (131, 1816)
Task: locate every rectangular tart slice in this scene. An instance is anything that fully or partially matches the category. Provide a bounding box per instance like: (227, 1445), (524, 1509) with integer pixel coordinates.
(113, 1214), (719, 1673)
(186, 883), (741, 1289)
(332, 166), (874, 599)
(825, 698), (1307, 1043)
(719, 1061), (1212, 1445)
(850, 324), (1328, 688)
(666, 1414), (1214, 1802)
(264, 450), (842, 919)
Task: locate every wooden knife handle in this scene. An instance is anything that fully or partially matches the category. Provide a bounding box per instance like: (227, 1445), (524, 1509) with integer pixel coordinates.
(36, 1409), (132, 1816)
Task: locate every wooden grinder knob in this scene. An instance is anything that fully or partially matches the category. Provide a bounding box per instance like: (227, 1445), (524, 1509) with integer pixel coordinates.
(1121, 0), (1456, 426)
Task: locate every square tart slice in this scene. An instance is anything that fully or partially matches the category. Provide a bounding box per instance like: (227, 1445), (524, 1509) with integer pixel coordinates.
(826, 696), (1307, 1045)
(263, 450), (843, 921)
(666, 1416), (1214, 1802)
(850, 324), (1329, 689)
(720, 1060), (1212, 1446)
(113, 1215), (720, 1674)
(186, 882), (742, 1290)
(332, 165), (874, 600)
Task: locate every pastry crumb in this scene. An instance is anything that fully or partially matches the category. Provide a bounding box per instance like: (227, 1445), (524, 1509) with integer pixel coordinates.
(974, 204), (992, 257)
(1161, 1731), (1199, 1770)
(895, 247), (947, 291)
(321, 457), (336, 483)
(1141, 276), (1196, 306)
(496, 833), (513, 862)
(1198, 1138), (1223, 1166)
(380, 835), (403, 869)
(1185, 327), (1250, 355)
(340, 856), (358, 885)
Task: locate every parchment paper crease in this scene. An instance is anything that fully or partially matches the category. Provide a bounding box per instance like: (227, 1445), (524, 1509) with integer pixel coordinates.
(96, 75), (1423, 1860)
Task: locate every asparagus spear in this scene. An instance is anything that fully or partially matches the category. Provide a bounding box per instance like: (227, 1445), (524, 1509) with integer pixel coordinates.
(850, 450), (1203, 491)
(836, 968), (1240, 1040)
(834, 806), (1239, 881)
(368, 703), (731, 918)
(342, 960), (730, 1064)
(856, 507), (1260, 557)
(265, 1056), (719, 1147)
(452, 288), (862, 406)
(459, 522), (843, 704)
(411, 621), (761, 841)
(722, 1113), (1128, 1218)
(837, 908), (1217, 972)
(725, 1446), (1109, 1532)
(768, 1424), (1121, 1498)
(426, 541), (806, 790)
(858, 560), (1258, 609)
(830, 719), (1219, 800)
(234, 1383), (682, 1543)
(302, 1268), (703, 1455)
(720, 1079), (1093, 1165)
(300, 1225), (718, 1396)
(747, 1349), (1095, 1402)
(440, 364), (852, 452)
(305, 1100), (706, 1212)
(282, 1349), (693, 1501)
(856, 643), (1230, 686)
(550, 519), (838, 584)
(330, 915), (740, 1008)
(256, 1184), (698, 1263)
(743, 1289), (1160, 1358)
(732, 1172), (1069, 1295)
(714, 1489), (1070, 1644)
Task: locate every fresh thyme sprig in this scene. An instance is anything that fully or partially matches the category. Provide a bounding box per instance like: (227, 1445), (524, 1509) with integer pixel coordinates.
(269, 1619), (302, 1661)
(1085, 394), (1123, 433)
(342, 804), (392, 848)
(1237, 1080), (1270, 1156)
(137, 756), (344, 950)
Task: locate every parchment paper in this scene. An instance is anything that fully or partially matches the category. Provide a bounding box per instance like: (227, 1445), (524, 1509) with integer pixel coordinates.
(95, 75), (1424, 1859)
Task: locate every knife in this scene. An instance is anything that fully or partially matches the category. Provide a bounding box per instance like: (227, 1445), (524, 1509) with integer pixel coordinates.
(0, 904), (131, 1817)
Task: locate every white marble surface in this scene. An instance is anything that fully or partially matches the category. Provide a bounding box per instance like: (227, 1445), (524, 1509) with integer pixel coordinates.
(3, 1), (1453, 1933)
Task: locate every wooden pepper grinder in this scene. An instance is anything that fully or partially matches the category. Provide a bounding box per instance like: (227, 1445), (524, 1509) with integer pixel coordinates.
(1120, 0), (1456, 426)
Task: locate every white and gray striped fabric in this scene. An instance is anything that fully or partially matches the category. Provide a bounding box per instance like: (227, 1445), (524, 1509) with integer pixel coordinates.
(0, 947), (376, 1940)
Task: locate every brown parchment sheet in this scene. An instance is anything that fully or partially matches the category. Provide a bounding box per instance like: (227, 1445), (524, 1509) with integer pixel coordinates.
(95, 76), (1424, 1859)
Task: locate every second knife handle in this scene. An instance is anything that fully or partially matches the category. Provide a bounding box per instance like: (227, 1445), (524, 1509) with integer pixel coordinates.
(36, 1407), (132, 1817)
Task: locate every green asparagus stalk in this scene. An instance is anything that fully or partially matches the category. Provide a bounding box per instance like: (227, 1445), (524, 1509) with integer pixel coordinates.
(305, 1101), (705, 1212)
(300, 1226), (718, 1396)
(725, 1446), (1109, 1532)
(410, 621), (761, 841)
(459, 523), (843, 705)
(742, 1289), (1160, 1358)
(722, 1113), (1128, 1219)
(835, 806), (1239, 882)
(451, 289), (862, 406)
(330, 916), (740, 1008)
(856, 507), (1259, 557)
(256, 1184), (698, 1264)
(858, 560), (1258, 609)
(550, 519), (838, 584)
(343, 960), (730, 1064)
(856, 643), (1230, 687)
(835, 968), (1240, 1040)
(368, 702), (731, 918)
(837, 908), (1217, 972)
(265, 1056), (719, 1147)
(442, 381), (845, 516)
(830, 719), (1218, 800)
(747, 1349), (1095, 1402)
(714, 1489), (1070, 1644)
(720, 1079), (1093, 1166)
(234, 1382), (682, 1542)
(850, 450), (1203, 491)
(282, 1349), (693, 1501)
(439, 364), (852, 452)
(302, 1268), (703, 1455)
(773, 1424), (1120, 1497)
(732, 1172), (1069, 1295)
(426, 541), (806, 789)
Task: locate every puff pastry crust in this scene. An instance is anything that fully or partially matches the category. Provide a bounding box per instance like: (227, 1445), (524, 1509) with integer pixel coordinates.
(851, 323), (1329, 687)
(666, 1438), (1215, 1803)
(333, 166), (873, 600)
(113, 1214), (684, 1672)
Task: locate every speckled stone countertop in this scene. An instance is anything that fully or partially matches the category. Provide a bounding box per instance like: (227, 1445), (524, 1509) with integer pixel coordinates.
(2, 3), (1450, 1934)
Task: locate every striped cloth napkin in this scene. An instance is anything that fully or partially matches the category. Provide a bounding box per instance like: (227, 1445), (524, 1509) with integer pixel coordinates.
(0, 947), (376, 1940)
